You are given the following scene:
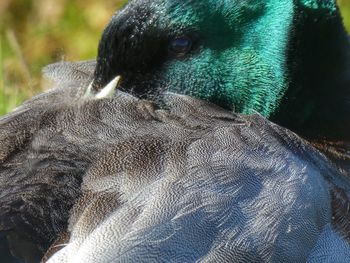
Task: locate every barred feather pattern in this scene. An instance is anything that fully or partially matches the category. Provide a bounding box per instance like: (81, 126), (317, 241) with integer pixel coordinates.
(0, 61), (349, 262)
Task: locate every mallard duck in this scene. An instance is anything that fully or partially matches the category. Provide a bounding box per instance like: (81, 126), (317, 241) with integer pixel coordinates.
(0, 0), (349, 262)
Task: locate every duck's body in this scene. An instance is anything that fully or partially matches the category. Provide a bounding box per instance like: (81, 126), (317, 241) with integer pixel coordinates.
(1, 0), (350, 262)
(1, 67), (350, 262)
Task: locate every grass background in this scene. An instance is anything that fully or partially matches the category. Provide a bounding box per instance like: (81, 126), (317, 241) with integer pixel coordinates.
(0, 0), (349, 115)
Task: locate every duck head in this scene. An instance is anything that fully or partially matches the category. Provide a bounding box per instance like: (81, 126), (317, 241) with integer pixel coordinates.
(91, 0), (350, 141)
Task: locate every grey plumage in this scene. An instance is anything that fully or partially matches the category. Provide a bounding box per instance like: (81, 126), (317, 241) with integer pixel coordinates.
(0, 61), (349, 262)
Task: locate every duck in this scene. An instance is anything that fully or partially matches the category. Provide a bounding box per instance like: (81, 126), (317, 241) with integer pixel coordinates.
(0, 0), (349, 262)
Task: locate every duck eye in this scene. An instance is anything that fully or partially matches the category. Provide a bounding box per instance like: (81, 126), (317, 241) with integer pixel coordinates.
(169, 37), (192, 56)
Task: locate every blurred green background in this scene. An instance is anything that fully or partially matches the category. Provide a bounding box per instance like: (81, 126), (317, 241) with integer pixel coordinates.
(0, 0), (349, 115)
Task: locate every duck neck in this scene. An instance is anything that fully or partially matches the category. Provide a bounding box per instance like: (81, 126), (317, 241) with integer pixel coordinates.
(271, 2), (350, 144)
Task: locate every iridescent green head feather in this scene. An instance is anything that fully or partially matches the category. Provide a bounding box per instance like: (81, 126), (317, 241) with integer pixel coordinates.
(156, 0), (294, 116)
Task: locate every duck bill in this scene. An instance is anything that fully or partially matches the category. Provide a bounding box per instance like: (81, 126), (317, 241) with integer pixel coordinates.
(84, 75), (122, 99)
